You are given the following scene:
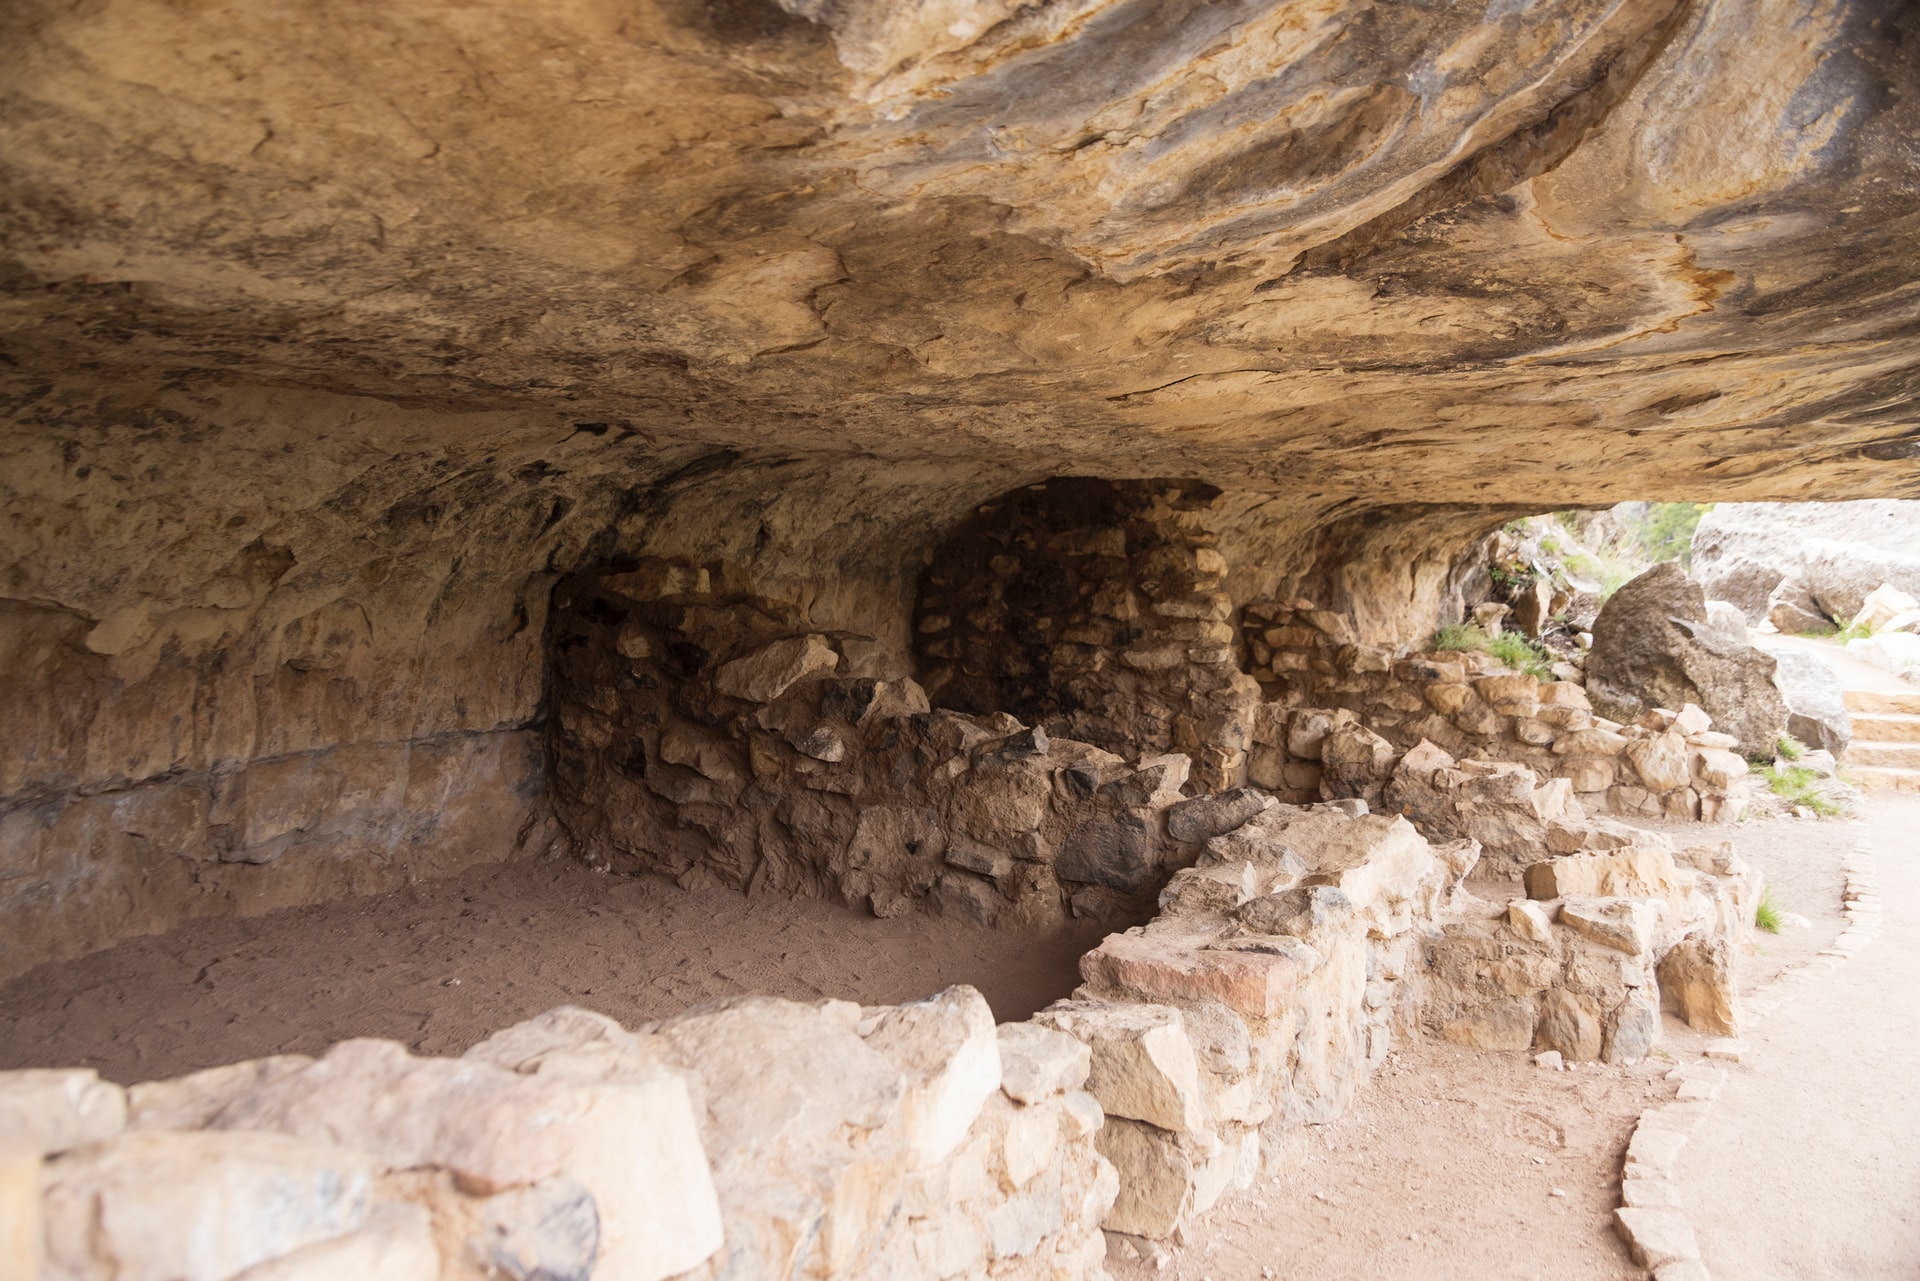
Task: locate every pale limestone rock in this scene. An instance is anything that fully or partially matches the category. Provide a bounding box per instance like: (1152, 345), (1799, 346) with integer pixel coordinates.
(1657, 936), (1740, 1037)
(997, 1023), (1092, 1105)
(1094, 1119), (1191, 1239)
(1524, 847), (1686, 905)
(1559, 896), (1663, 955)
(216, 1038), (723, 1281)
(1620, 1177), (1680, 1209)
(1080, 928), (1301, 1019)
(1673, 703), (1713, 736)
(1626, 731), (1691, 792)
(1034, 1001), (1208, 1135)
(1606, 989), (1663, 1066)
(712, 635), (839, 702)
(1, 1142), (39, 1281)
(1507, 898), (1554, 943)
(41, 1129), (373, 1281)
(230, 1203), (438, 1281)
(1614, 1206), (1702, 1270)
(862, 986), (1001, 1168)
(127, 1056), (314, 1132)
(1533, 1051), (1565, 1071)
(1059, 1091), (1104, 1141)
(1690, 746), (1748, 790)
(0, 1069), (126, 1156)
(1001, 1102), (1060, 1189)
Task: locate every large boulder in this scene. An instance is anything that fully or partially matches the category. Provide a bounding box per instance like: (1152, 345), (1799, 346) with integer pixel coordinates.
(1692, 502), (1920, 626)
(1585, 563), (1790, 757)
(1756, 643), (1851, 755)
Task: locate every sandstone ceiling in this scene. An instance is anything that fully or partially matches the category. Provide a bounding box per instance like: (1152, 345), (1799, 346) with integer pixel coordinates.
(3, 0), (1918, 508)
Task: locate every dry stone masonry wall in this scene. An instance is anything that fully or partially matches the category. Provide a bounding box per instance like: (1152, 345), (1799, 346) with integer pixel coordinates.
(913, 479), (1260, 795)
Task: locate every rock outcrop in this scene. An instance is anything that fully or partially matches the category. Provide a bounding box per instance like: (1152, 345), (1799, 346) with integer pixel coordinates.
(1585, 564), (1791, 757)
(1692, 501), (1920, 628)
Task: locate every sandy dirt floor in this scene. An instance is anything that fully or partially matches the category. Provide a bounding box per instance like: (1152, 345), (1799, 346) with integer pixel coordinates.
(0, 857), (1108, 1084)
(0, 806), (1860, 1279)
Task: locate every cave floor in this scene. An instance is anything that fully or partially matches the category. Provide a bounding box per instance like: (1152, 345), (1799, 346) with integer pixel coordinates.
(0, 808), (1859, 1280)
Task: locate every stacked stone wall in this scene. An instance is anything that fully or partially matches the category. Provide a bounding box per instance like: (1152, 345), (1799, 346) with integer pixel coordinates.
(913, 479), (1259, 794)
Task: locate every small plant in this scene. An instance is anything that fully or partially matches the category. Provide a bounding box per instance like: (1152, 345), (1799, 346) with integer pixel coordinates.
(1760, 762), (1841, 817)
(1775, 735), (1806, 762)
(1430, 622), (1485, 653)
(1835, 620), (1872, 643)
(1755, 886), (1784, 934)
(1427, 623), (1554, 679)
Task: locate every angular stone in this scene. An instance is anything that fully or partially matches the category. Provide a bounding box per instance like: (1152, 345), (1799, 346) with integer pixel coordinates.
(1689, 746), (1748, 790)
(459, 1178), (600, 1281)
(1081, 929), (1301, 1019)
(1441, 999), (1535, 1051)
(127, 1056), (314, 1133)
(1606, 988), (1663, 1066)
(1, 1142), (39, 1281)
(1658, 936), (1740, 1037)
(1001, 1102), (1060, 1189)
(997, 1022), (1093, 1104)
(1626, 731), (1692, 792)
(1535, 990), (1603, 1062)
(1035, 1001), (1208, 1135)
(228, 1202), (439, 1281)
(862, 986), (1001, 1168)
(1625, 1125), (1689, 1174)
(0, 1068), (126, 1156)
(1095, 1118), (1192, 1239)
(1524, 847), (1685, 905)
(1614, 1206), (1701, 1269)
(712, 634), (839, 702)
(1507, 898), (1554, 943)
(1056, 812), (1156, 891)
(1560, 896), (1663, 955)
(41, 1129), (374, 1281)
(1621, 1177), (1679, 1209)
(217, 1037), (723, 1281)
(1166, 787), (1275, 844)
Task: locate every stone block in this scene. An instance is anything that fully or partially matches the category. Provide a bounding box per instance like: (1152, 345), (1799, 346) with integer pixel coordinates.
(41, 1130), (374, 1281)
(1614, 1206), (1701, 1270)
(1165, 788), (1274, 844)
(128, 1057), (315, 1133)
(1081, 930), (1301, 1020)
(1507, 898), (1554, 943)
(1524, 847), (1685, 904)
(712, 634), (838, 702)
(998, 1023), (1093, 1104)
(228, 1202), (439, 1281)
(863, 986), (1001, 1169)
(1095, 1119), (1192, 1239)
(1657, 938), (1739, 1037)
(0, 1069), (126, 1156)
(1690, 746), (1748, 790)
(1001, 1103), (1060, 1189)
(1560, 897), (1663, 955)
(1035, 1001), (1209, 1135)
(1626, 731), (1691, 792)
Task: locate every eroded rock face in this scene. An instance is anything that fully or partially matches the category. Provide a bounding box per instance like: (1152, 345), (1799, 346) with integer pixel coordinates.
(1, 0), (1917, 969)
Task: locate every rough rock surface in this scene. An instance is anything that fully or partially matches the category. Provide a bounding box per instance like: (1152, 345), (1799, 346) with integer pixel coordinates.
(1756, 642), (1853, 755)
(2, 0), (1919, 974)
(1585, 564), (1791, 757)
(1693, 502), (1920, 624)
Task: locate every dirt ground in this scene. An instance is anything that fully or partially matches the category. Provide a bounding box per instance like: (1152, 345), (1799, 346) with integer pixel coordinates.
(0, 807), (1857, 1280)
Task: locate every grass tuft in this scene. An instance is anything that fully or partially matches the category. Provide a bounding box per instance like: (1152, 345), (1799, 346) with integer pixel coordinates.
(1775, 735), (1806, 762)
(1428, 623), (1554, 679)
(1759, 762), (1841, 817)
(1755, 885), (1783, 934)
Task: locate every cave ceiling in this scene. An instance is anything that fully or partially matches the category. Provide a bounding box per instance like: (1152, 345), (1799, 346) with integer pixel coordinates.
(2, 0), (1918, 508)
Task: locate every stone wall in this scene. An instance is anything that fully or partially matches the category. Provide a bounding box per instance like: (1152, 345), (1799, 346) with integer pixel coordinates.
(547, 556), (1221, 929)
(1237, 599), (1755, 825)
(6, 760), (1761, 1277)
(914, 478), (1260, 794)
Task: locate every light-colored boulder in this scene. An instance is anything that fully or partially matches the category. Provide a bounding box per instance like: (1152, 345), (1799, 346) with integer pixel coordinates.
(0, 1069), (126, 1156)
(861, 986), (1001, 1169)
(1626, 732), (1691, 792)
(216, 1037), (723, 1281)
(1559, 896), (1663, 956)
(230, 1203), (438, 1281)
(127, 1057), (314, 1132)
(1525, 847), (1686, 905)
(1, 1142), (39, 1281)
(996, 1023), (1092, 1105)
(1856, 584), (1920, 633)
(41, 1129), (373, 1281)
(1034, 1001), (1208, 1135)
(1507, 899), (1554, 943)
(1657, 936), (1740, 1037)
(1001, 1102), (1060, 1190)
(1094, 1118), (1192, 1239)
(1690, 747), (1748, 790)
(712, 634), (839, 702)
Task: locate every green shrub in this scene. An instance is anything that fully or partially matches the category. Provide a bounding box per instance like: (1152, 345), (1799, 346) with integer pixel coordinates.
(1755, 886), (1783, 933)
(1774, 735), (1806, 762)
